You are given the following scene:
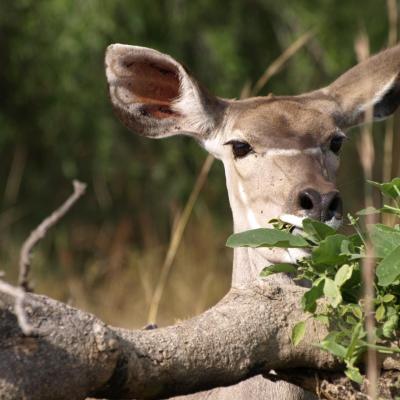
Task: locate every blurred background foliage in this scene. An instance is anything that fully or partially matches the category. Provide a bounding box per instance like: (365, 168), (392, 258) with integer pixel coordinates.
(0, 0), (399, 327)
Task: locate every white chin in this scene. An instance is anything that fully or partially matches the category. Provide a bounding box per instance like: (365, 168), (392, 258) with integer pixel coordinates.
(279, 214), (305, 228)
(325, 216), (343, 230)
(277, 214), (343, 265)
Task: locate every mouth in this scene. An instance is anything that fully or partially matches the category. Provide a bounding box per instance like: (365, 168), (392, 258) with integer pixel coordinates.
(279, 213), (343, 232)
(278, 214), (343, 264)
(279, 214), (305, 229)
(253, 213), (344, 266)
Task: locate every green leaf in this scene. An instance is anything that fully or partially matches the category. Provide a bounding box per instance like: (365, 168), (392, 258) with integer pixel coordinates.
(323, 278), (342, 308)
(386, 305), (397, 317)
(375, 304), (385, 322)
(226, 228), (309, 249)
(312, 235), (349, 265)
(345, 322), (363, 360)
(340, 239), (363, 260)
(370, 224), (400, 258)
(314, 315), (329, 325)
(260, 263), (297, 277)
(348, 234), (364, 248)
(345, 367), (363, 384)
(382, 294), (395, 303)
(319, 332), (347, 358)
(302, 218), (336, 241)
(301, 280), (324, 313)
(376, 245), (400, 286)
(382, 314), (398, 338)
(368, 178), (400, 199)
(381, 205), (400, 216)
(334, 264), (353, 287)
(365, 342), (400, 354)
(291, 321), (306, 346)
(346, 315), (358, 325)
(350, 304), (363, 320)
(357, 205), (400, 216)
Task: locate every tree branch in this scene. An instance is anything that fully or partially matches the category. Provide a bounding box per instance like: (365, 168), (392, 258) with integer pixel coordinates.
(1, 280), (399, 399)
(0, 280), (35, 335)
(0, 281), (339, 400)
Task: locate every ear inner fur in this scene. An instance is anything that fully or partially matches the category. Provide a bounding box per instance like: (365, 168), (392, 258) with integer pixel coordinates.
(105, 44), (226, 139)
(373, 74), (400, 119)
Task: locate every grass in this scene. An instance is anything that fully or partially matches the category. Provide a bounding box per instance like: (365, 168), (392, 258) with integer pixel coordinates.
(0, 210), (232, 328)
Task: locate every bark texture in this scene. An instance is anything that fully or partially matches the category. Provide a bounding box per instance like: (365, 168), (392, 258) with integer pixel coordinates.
(1, 281), (398, 400)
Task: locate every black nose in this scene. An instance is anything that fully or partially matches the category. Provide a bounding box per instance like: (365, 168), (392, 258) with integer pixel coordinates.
(298, 188), (343, 221)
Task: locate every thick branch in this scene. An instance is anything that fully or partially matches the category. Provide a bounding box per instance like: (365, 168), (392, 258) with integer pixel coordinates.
(0, 281), (340, 400)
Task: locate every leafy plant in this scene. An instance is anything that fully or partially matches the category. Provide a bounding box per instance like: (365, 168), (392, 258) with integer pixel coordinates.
(227, 178), (400, 383)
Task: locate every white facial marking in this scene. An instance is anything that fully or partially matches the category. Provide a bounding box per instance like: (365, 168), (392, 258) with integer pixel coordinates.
(238, 183), (261, 229)
(325, 216), (342, 230)
(203, 136), (224, 159)
(262, 147), (321, 157)
(246, 210), (260, 229)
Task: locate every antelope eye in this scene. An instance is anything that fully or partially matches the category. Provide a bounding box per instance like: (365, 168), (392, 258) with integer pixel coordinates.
(329, 135), (345, 155)
(225, 140), (253, 158)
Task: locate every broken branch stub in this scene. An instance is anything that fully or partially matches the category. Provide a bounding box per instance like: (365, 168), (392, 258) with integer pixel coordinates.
(18, 180), (86, 292)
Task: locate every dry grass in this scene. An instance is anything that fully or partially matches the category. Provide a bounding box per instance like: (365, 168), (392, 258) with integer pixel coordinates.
(147, 154), (215, 324)
(0, 211), (232, 328)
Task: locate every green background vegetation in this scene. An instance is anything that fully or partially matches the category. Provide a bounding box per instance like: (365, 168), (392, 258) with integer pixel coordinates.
(0, 0), (399, 327)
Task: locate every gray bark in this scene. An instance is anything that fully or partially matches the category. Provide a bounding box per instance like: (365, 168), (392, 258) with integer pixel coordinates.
(1, 280), (397, 400)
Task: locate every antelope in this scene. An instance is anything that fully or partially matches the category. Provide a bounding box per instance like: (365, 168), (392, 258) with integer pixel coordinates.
(105, 43), (400, 400)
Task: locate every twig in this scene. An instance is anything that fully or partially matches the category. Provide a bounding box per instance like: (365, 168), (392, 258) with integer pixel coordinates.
(147, 155), (214, 324)
(0, 279), (35, 335)
(1, 180), (87, 335)
(4, 144), (27, 206)
(18, 180), (87, 291)
(355, 32), (378, 400)
(387, 0), (398, 48)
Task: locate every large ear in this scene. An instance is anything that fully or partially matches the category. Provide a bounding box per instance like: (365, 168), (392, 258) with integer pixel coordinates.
(105, 44), (226, 140)
(324, 44), (400, 128)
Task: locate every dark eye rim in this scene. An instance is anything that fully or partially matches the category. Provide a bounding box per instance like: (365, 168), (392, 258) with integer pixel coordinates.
(224, 140), (253, 159)
(329, 134), (346, 155)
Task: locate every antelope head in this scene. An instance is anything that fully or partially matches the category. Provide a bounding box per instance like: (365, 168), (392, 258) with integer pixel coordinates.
(105, 44), (400, 287)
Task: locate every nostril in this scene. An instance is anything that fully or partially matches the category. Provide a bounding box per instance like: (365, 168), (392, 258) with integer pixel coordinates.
(299, 192), (314, 210)
(329, 196), (339, 212)
(327, 194), (343, 219)
(298, 189), (342, 221)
